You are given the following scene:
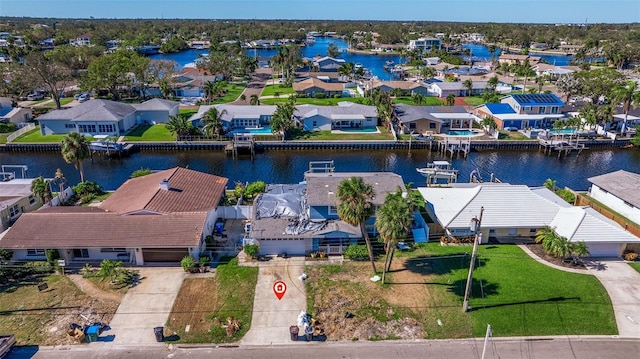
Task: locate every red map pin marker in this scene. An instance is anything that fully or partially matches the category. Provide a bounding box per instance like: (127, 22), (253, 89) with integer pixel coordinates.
(273, 280), (287, 300)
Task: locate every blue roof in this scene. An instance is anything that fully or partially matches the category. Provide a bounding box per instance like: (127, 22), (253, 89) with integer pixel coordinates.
(510, 94), (565, 106)
(485, 103), (516, 115)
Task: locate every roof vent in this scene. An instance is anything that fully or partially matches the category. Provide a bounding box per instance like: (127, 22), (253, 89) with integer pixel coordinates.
(159, 178), (170, 191)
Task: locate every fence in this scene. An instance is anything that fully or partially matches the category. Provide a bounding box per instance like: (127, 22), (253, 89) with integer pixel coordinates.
(575, 194), (640, 238)
(6, 123), (35, 143)
(217, 205), (253, 219)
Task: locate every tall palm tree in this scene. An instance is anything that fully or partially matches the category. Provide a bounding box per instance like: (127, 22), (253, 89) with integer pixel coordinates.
(337, 177), (377, 274)
(487, 75), (499, 93)
(376, 190), (411, 284)
(165, 114), (192, 139)
(535, 76), (546, 93)
(60, 132), (90, 183)
(611, 80), (640, 135)
(202, 107), (227, 138)
(31, 176), (52, 205)
(271, 101), (296, 141)
(412, 93), (426, 106)
(446, 93), (456, 106)
(203, 81), (216, 104)
(463, 79), (473, 97)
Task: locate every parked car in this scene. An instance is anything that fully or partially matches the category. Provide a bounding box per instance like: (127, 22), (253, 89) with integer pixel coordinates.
(27, 93), (44, 101)
(78, 93), (90, 103)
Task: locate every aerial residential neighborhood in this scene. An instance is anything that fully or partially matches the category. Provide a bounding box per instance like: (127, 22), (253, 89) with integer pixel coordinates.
(1, 1), (640, 358)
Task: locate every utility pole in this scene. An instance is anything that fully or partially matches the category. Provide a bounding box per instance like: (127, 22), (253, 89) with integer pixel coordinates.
(463, 206), (484, 312)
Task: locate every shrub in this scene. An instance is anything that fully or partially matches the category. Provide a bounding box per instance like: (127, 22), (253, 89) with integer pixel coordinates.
(244, 244), (259, 258)
(199, 256), (209, 266)
(45, 249), (60, 264)
(0, 123), (17, 133)
(556, 188), (575, 204)
(244, 181), (266, 198)
(0, 249), (12, 262)
(333, 94), (342, 98)
(344, 244), (369, 260)
(73, 181), (104, 197)
(181, 255), (196, 271)
(314, 93), (326, 99)
(98, 259), (123, 281)
(131, 168), (152, 178)
(624, 250), (638, 262)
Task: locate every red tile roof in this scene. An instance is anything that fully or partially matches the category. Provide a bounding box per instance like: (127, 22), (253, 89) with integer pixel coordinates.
(0, 209), (207, 249)
(99, 167), (228, 214)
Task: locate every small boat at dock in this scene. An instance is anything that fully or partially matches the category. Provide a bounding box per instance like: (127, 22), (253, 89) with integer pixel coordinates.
(416, 160), (459, 185)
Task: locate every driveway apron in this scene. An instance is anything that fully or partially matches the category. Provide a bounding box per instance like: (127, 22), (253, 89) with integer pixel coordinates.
(241, 257), (307, 345)
(106, 267), (186, 345)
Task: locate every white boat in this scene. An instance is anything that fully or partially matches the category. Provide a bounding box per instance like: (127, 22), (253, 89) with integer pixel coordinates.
(416, 161), (459, 183)
(89, 135), (126, 152)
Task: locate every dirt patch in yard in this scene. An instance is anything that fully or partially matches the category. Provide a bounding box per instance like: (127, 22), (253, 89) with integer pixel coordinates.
(167, 278), (219, 342)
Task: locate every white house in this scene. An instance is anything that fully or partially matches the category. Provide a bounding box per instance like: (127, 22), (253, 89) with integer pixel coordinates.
(0, 97), (32, 125)
(407, 37), (442, 52)
(588, 170), (640, 226)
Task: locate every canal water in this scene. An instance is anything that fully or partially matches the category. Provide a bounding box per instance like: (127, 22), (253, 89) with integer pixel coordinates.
(2, 149), (639, 192)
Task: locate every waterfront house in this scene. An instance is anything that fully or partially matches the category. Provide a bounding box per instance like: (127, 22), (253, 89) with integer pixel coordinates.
(312, 56), (346, 72)
(587, 170), (640, 227)
(0, 176), (44, 232)
(419, 183), (640, 257)
(395, 104), (474, 134)
(498, 54), (542, 66)
(173, 68), (224, 98)
(37, 98), (179, 136)
(369, 80), (430, 96)
(0, 167), (228, 265)
(249, 171), (408, 256)
(293, 78), (344, 98)
(427, 81), (488, 97)
(407, 37), (442, 52)
(295, 102), (378, 131)
(188, 104), (277, 131)
(534, 63), (579, 79)
(0, 97), (32, 125)
(474, 94), (566, 130)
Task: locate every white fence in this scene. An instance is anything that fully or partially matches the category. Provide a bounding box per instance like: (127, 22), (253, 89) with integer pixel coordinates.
(7, 123), (36, 142)
(49, 187), (75, 207)
(217, 205), (253, 219)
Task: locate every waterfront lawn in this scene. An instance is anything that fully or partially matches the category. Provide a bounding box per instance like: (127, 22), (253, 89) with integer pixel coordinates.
(629, 262), (640, 274)
(124, 124), (174, 141)
(290, 126), (394, 141)
(261, 84), (295, 97)
(393, 96), (443, 106)
(13, 126), (81, 143)
(463, 96), (485, 106)
(209, 83), (246, 104)
(166, 258), (258, 343)
(262, 97), (362, 106)
(307, 243), (616, 340)
(0, 133), (8, 144)
(499, 130), (530, 140)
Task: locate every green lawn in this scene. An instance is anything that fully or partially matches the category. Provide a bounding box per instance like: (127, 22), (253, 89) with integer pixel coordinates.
(40, 98), (74, 107)
(308, 243), (616, 340)
(13, 126), (86, 143)
(261, 84), (295, 97)
(208, 84), (246, 104)
(290, 126), (395, 141)
(463, 96), (485, 106)
(123, 124), (174, 141)
(628, 262), (640, 274)
(393, 97), (444, 106)
(0, 133), (8, 144)
(262, 97), (362, 106)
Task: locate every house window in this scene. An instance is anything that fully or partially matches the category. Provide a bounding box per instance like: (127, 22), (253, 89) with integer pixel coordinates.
(551, 107), (559, 114)
(489, 228), (496, 234)
(312, 121), (317, 127)
(100, 248), (127, 253)
(64, 124), (76, 129)
(538, 107), (545, 114)
(27, 249), (46, 256)
(29, 195), (36, 205)
(78, 124), (96, 133)
(9, 205), (19, 217)
(409, 123), (417, 130)
(530, 228), (537, 233)
(523, 106), (531, 111)
(328, 206), (338, 215)
(73, 249), (90, 258)
(429, 123), (436, 129)
(98, 124), (114, 133)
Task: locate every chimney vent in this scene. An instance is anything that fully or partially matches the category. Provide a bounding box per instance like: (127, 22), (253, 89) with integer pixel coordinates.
(159, 179), (170, 191)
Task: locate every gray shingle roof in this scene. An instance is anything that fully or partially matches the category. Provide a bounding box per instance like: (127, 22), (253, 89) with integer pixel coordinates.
(132, 98), (179, 111)
(38, 99), (136, 122)
(395, 104), (468, 124)
(304, 172), (405, 206)
(588, 170), (640, 208)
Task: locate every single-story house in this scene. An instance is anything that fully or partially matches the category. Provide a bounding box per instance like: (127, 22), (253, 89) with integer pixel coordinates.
(428, 81), (488, 97)
(395, 104), (473, 134)
(37, 98), (179, 136)
(173, 68), (224, 98)
(188, 104), (277, 131)
(0, 167), (228, 265)
(0, 177), (44, 232)
(312, 56), (346, 72)
(418, 183), (640, 257)
(293, 78), (344, 98)
(498, 54), (542, 66)
(0, 97), (31, 125)
(588, 170), (640, 226)
(250, 171), (408, 255)
(295, 102), (378, 131)
(369, 80), (430, 96)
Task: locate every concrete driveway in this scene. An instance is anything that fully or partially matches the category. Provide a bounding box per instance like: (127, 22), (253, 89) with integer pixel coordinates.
(587, 260), (640, 338)
(241, 257), (307, 345)
(106, 267), (186, 345)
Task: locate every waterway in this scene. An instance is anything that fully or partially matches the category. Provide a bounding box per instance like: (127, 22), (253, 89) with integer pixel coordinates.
(2, 149), (639, 192)
(150, 37), (577, 79)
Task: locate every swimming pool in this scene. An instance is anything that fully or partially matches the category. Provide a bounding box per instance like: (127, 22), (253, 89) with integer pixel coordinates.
(229, 126), (273, 135)
(448, 130), (476, 136)
(337, 128), (379, 133)
(549, 128), (577, 135)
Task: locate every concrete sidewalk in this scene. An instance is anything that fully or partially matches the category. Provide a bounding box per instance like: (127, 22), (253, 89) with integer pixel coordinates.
(241, 257), (307, 345)
(106, 267), (185, 345)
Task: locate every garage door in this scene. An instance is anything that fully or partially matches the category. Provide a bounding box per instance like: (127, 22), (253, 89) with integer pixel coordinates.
(587, 243), (623, 258)
(259, 239), (306, 255)
(142, 248), (190, 262)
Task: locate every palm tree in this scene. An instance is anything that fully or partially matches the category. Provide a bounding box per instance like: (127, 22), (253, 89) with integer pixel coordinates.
(250, 94), (260, 105)
(487, 75), (499, 93)
(611, 80), (640, 135)
(53, 168), (67, 203)
(165, 114), (192, 139)
(203, 81), (216, 104)
(412, 93), (426, 106)
(31, 176), (52, 205)
(60, 132), (90, 183)
(463, 79), (473, 97)
(240, 94), (246, 102)
(535, 76), (546, 93)
(571, 241), (590, 265)
(446, 93), (456, 106)
(271, 101), (296, 141)
(337, 177), (377, 274)
(376, 190), (411, 284)
(202, 107), (227, 138)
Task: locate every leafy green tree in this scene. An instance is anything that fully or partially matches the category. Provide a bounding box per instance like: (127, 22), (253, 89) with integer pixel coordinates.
(166, 115), (192, 139)
(337, 177), (377, 274)
(250, 94), (260, 105)
(84, 50), (149, 100)
(611, 80), (640, 135)
(61, 132), (90, 183)
(446, 93), (456, 106)
(22, 52), (72, 109)
(202, 107), (227, 138)
(31, 176), (52, 205)
(271, 101), (296, 141)
(543, 178), (557, 191)
(327, 43), (341, 58)
(412, 93), (426, 106)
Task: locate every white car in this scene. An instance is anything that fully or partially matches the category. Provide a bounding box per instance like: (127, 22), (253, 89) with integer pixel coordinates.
(27, 93), (44, 101)
(78, 93), (90, 103)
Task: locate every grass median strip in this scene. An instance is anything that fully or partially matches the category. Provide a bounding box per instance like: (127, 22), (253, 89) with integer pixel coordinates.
(166, 258), (258, 343)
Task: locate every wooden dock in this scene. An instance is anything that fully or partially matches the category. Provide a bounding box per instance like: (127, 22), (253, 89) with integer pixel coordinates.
(538, 137), (586, 158)
(436, 137), (471, 158)
(226, 134), (255, 158)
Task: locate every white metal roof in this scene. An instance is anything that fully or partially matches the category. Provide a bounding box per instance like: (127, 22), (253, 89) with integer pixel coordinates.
(551, 207), (640, 244)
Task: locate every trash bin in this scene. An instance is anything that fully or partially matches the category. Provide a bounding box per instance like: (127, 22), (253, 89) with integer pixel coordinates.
(289, 325), (299, 341)
(154, 326), (164, 342)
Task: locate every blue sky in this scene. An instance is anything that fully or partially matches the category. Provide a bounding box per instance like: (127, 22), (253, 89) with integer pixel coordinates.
(1, 0), (639, 23)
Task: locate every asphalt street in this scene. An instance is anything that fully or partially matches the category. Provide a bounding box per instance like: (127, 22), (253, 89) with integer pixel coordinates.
(7, 337), (640, 359)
